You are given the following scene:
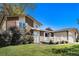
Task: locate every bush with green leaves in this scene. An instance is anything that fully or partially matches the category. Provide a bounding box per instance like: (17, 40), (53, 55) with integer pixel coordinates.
(76, 38), (79, 42)
(60, 40), (68, 44)
(8, 27), (34, 45)
(21, 34), (34, 44)
(49, 40), (54, 44)
(0, 26), (34, 47)
(8, 27), (22, 45)
(76, 34), (79, 42)
(0, 31), (12, 47)
(64, 41), (68, 44)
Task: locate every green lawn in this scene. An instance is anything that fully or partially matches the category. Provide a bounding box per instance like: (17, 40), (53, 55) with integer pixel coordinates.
(0, 44), (79, 56)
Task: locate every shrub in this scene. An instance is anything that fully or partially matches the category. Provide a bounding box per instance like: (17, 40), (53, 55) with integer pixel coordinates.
(9, 27), (34, 45)
(60, 41), (65, 44)
(55, 41), (59, 44)
(0, 31), (12, 47)
(8, 27), (22, 45)
(11, 30), (21, 45)
(76, 38), (79, 42)
(65, 41), (68, 44)
(60, 40), (68, 44)
(49, 40), (54, 44)
(21, 35), (34, 44)
(0, 26), (34, 46)
(76, 35), (79, 42)
(76, 40), (78, 42)
(27, 35), (34, 44)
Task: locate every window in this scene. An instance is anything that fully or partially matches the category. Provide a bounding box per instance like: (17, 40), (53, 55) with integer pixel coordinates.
(34, 24), (39, 28)
(40, 31), (44, 36)
(36, 25), (38, 28)
(19, 21), (26, 29)
(51, 33), (54, 37)
(45, 33), (49, 37)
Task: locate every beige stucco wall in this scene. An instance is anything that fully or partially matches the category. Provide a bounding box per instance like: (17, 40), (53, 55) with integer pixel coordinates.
(54, 31), (77, 43)
(68, 32), (76, 43)
(54, 32), (68, 42)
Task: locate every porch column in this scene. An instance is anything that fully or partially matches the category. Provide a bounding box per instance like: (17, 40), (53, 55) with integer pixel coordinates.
(66, 31), (69, 40)
(44, 32), (45, 41)
(75, 32), (77, 42)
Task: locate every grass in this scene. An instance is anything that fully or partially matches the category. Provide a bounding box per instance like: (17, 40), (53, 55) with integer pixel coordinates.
(0, 44), (79, 56)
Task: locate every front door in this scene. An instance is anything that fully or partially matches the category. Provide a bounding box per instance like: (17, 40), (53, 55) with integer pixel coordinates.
(34, 31), (40, 43)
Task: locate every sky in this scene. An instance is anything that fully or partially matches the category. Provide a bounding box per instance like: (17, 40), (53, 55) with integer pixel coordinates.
(26, 3), (79, 30)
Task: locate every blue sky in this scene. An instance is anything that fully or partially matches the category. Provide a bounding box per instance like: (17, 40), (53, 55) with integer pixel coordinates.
(26, 3), (79, 30)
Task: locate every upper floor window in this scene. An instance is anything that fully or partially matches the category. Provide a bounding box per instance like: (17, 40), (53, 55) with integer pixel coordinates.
(34, 24), (39, 28)
(16, 20), (28, 29)
(19, 22), (25, 29)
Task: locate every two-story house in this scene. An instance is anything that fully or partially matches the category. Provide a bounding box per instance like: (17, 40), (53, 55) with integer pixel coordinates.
(2, 15), (43, 43)
(1, 15), (79, 44)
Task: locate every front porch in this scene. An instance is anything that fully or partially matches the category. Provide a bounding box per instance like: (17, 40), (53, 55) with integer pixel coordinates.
(33, 29), (78, 44)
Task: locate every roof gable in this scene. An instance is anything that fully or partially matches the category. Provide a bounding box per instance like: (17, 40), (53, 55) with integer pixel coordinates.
(54, 28), (78, 33)
(7, 15), (42, 26)
(25, 15), (42, 26)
